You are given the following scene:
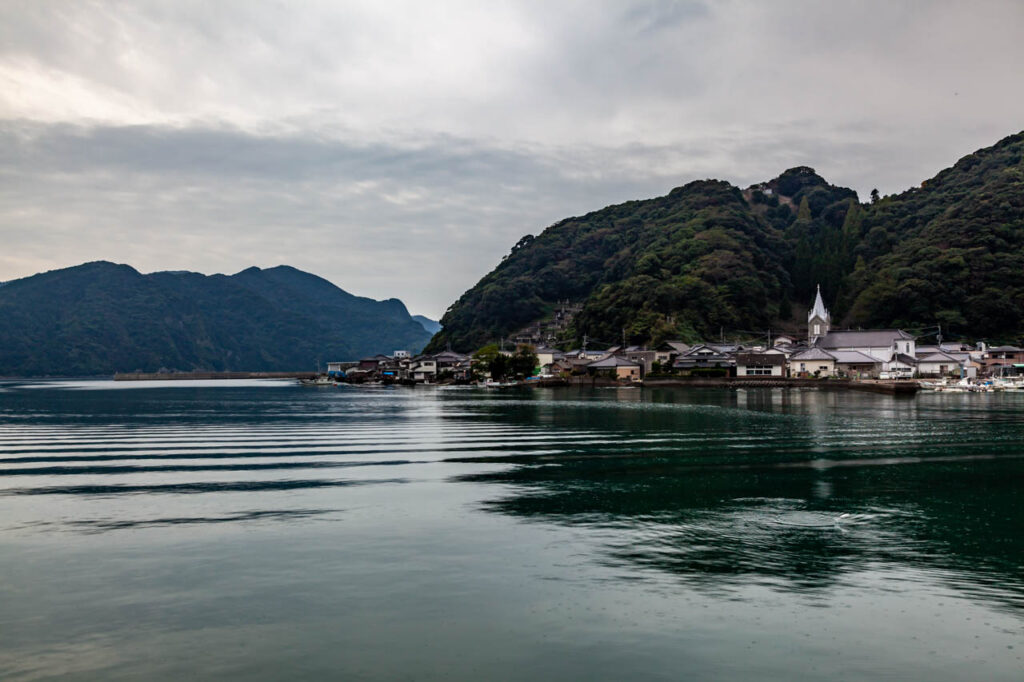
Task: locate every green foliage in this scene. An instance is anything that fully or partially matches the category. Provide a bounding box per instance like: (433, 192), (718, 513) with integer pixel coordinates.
(427, 180), (792, 352)
(428, 131), (1024, 351)
(0, 262), (432, 376)
(844, 131), (1024, 340)
(509, 345), (539, 378)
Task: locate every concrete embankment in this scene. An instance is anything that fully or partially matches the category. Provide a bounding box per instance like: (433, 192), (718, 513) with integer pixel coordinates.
(641, 376), (919, 394)
(114, 371), (317, 381)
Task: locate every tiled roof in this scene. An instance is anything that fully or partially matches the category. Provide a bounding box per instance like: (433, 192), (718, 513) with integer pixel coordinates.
(587, 355), (640, 368)
(819, 329), (914, 348)
(736, 353), (786, 366)
(790, 347), (836, 361)
(917, 351), (961, 363)
(827, 350), (880, 364)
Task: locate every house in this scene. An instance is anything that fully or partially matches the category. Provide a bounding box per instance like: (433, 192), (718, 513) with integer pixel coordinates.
(586, 355), (642, 382)
(654, 341), (691, 367)
(885, 353), (918, 378)
(357, 355), (391, 372)
(981, 345), (1024, 374)
(827, 350), (881, 378)
(624, 349), (658, 374)
(773, 335), (796, 347)
(673, 344), (736, 374)
(533, 346), (564, 369)
(915, 350), (963, 377)
(326, 362), (346, 378)
(409, 356), (437, 382)
(735, 352), (786, 377)
(789, 347), (837, 377)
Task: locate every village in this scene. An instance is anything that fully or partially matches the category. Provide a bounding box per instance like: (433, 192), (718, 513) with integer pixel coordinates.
(324, 287), (1024, 391)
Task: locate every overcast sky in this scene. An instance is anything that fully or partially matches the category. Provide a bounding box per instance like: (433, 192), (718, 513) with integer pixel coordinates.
(3, 1), (1023, 317)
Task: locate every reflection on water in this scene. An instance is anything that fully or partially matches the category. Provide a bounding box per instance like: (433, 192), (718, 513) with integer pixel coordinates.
(460, 388), (1024, 611)
(0, 381), (1021, 681)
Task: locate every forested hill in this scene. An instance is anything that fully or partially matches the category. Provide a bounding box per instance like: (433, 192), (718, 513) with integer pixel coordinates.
(0, 262), (432, 376)
(841, 131), (1024, 337)
(426, 130), (1024, 352)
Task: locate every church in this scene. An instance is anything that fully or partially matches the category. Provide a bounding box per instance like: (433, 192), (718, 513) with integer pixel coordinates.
(797, 285), (918, 378)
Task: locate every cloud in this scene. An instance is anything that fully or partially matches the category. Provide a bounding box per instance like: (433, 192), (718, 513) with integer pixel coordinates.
(2, 1), (1023, 315)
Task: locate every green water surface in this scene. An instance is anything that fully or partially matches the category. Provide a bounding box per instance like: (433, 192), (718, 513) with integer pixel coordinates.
(0, 381), (1021, 680)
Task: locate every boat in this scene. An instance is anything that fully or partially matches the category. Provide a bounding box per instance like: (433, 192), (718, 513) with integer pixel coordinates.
(480, 380), (518, 388)
(299, 374), (334, 387)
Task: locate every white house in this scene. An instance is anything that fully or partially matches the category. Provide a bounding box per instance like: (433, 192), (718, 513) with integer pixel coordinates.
(789, 347), (837, 377)
(916, 350), (963, 377)
(410, 358), (437, 382)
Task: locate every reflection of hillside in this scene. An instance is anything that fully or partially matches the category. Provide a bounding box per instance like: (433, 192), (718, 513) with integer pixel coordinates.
(448, 389), (1024, 612)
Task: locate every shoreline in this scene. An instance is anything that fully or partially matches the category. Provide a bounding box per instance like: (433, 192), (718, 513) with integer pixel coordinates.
(108, 371), (920, 394)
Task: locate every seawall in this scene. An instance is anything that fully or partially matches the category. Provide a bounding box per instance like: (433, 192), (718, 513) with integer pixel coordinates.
(114, 371), (317, 381)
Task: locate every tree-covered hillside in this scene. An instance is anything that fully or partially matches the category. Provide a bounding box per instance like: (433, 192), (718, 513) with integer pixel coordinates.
(842, 132), (1024, 338)
(426, 180), (793, 351)
(0, 262), (431, 376)
(428, 130), (1024, 351)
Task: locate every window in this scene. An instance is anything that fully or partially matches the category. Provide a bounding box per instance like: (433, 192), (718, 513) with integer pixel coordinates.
(746, 365), (774, 375)
(814, 324), (820, 335)
(800, 363), (806, 372)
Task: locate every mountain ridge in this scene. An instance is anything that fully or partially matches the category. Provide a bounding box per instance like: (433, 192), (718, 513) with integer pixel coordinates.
(0, 261), (432, 376)
(426, 130), (1024, 351)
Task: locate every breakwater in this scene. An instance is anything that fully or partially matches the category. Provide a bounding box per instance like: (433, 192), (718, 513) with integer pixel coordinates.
(114, 371), (317, 381)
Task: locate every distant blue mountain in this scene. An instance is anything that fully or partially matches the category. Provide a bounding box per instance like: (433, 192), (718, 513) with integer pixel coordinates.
(412, 315), (441, 334)
(0, 261), (432, 376)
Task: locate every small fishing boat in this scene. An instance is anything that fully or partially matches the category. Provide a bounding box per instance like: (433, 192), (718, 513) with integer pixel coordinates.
(299, 374), (334, 387)
(480, 380), (518, 388)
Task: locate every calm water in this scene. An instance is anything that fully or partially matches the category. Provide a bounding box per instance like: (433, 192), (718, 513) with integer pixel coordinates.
(0, 381), (1021, 680)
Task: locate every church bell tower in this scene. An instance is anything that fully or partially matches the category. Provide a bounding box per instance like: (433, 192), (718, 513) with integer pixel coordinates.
(808, 284), (831, 344)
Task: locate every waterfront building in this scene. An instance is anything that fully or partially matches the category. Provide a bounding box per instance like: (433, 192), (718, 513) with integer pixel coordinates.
(586, 355), (642, 381)
(789, 347), (837, 377)
(735, 352), (786, 377)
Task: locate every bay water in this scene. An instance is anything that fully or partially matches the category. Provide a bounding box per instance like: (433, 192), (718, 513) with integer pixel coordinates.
(0, 380), (1021, 680)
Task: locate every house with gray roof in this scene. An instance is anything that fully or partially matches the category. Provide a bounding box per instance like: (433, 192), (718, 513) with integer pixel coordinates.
(674, 345), (736, 374)
(826, 350), (882, 378)
(916, 350), (964, 377)
(586, 355), (642, 381)
(789, 346), (838, 377)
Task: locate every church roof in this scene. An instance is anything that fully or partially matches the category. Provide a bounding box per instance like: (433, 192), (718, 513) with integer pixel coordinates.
(808, 284), (830, 322)
(818, 329), (914, 348)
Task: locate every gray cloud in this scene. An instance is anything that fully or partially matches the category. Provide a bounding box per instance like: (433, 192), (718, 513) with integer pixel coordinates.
(2, 1), (1023, 316)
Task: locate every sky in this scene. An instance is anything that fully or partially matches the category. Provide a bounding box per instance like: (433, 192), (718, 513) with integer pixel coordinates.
(3, 1), (1024, 318)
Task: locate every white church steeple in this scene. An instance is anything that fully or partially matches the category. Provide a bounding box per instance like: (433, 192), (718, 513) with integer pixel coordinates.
(808, 284), (831, 344)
